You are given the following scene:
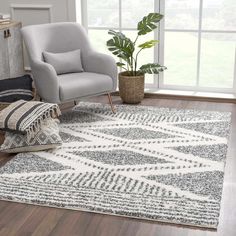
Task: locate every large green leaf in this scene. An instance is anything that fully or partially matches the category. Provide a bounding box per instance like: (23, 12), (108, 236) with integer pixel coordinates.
(116, 62), (126, 68)
(108, 30), (126, 39)
(107, 35), (134, 62)
(137, 13), (163, 35)
(138, 40), (159, 49)
(139, 63), (167, 74)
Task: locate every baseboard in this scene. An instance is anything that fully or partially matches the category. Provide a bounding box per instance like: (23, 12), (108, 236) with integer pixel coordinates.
(111, 91), (236, 104)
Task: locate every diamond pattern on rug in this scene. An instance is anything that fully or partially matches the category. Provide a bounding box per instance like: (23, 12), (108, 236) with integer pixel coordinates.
(0, 102), (231, 229)
(59, 131), (89, 143)
(170, 144), (228, 162)
(60, 110), (110, 124)
(69, 150), (171, 165)
(95, 127), (176, 140)
(0, 154), (72, 174)
(145, 171), (224, 201)
(175, 121), (230, 137)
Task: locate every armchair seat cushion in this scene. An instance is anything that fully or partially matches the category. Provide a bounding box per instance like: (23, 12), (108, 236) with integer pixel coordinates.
(58, 72), (113, 102)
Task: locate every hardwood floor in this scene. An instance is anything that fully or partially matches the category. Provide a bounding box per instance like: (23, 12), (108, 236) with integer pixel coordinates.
(0, 96), (235, 236)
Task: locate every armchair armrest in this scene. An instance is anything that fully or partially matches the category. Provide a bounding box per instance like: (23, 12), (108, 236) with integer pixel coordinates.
(31, 60), (60, 103)
(83, 51), (118, 90)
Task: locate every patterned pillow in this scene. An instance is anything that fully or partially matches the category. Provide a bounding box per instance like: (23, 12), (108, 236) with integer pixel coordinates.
(0, 74), (33, 102)
(0, 100), (61, 139)
(0, 118), (62, 153)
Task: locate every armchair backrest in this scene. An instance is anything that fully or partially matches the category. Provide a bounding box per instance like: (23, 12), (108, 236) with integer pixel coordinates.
(21, 22), (92, 64)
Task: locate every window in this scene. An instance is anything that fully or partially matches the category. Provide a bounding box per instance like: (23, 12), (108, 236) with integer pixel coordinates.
(161, 0), (236, 93)
(78, 0), (236, 93)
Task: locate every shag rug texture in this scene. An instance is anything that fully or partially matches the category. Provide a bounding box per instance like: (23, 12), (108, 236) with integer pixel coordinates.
(0, 102), (231, 228)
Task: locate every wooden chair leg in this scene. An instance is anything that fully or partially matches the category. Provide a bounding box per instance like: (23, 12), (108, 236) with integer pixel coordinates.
(107, 93), (116, 114)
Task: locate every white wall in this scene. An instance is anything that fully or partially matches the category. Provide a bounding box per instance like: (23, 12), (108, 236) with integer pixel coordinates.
(0, 0), (77, 68)
(0, 0), (77, 24)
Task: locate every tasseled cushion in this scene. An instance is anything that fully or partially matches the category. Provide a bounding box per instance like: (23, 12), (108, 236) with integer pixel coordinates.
(0, 100), (61, 140)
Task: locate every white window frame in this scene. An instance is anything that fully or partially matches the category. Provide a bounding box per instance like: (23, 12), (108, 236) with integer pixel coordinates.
(78, 0), (236, 93)
(159, 0), (236, 93)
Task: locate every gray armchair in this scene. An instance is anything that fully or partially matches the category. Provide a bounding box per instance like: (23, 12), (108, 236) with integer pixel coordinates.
(21, 22), (117, 112)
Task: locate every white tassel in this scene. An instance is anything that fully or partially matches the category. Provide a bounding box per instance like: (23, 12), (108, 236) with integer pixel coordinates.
(26, 105), (61, 141)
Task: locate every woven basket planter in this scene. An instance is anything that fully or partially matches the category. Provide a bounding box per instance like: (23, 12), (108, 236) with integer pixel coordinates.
(118, 72), (145, 104)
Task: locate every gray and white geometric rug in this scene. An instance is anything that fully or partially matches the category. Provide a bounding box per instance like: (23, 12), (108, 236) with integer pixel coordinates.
(0, 102), (231, 228)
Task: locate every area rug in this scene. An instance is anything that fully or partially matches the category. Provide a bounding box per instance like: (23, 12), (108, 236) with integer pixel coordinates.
(0, 102), (231, 228)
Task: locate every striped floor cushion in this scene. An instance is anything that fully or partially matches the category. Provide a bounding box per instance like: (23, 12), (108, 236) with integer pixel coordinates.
(0, 75), (33, 103)
(0, 100), (61, 139)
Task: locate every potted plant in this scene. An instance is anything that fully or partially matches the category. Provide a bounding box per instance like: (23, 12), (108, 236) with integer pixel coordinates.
(107, 13), (166, 104)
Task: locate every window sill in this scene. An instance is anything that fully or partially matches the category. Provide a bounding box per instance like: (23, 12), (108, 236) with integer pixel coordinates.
(113, 89), (236, 103)
(145, 89), (236, 103)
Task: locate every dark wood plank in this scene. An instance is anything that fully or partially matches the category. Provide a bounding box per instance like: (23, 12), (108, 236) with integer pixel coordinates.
(49, 211), (82, 236)
(0, 95), (235, 236)
(30, 208), (65, 236)
(17, 206), (51, 235)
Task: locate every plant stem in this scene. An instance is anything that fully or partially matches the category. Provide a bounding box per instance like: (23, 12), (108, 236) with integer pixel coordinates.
(134, 48), (143, 75)
(130, 59), (133, 75)
(134, 35), (139, 45)
(133, 57), (137, 76)
(130, 34), (140, 76)
(130, 54), (134, 75)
